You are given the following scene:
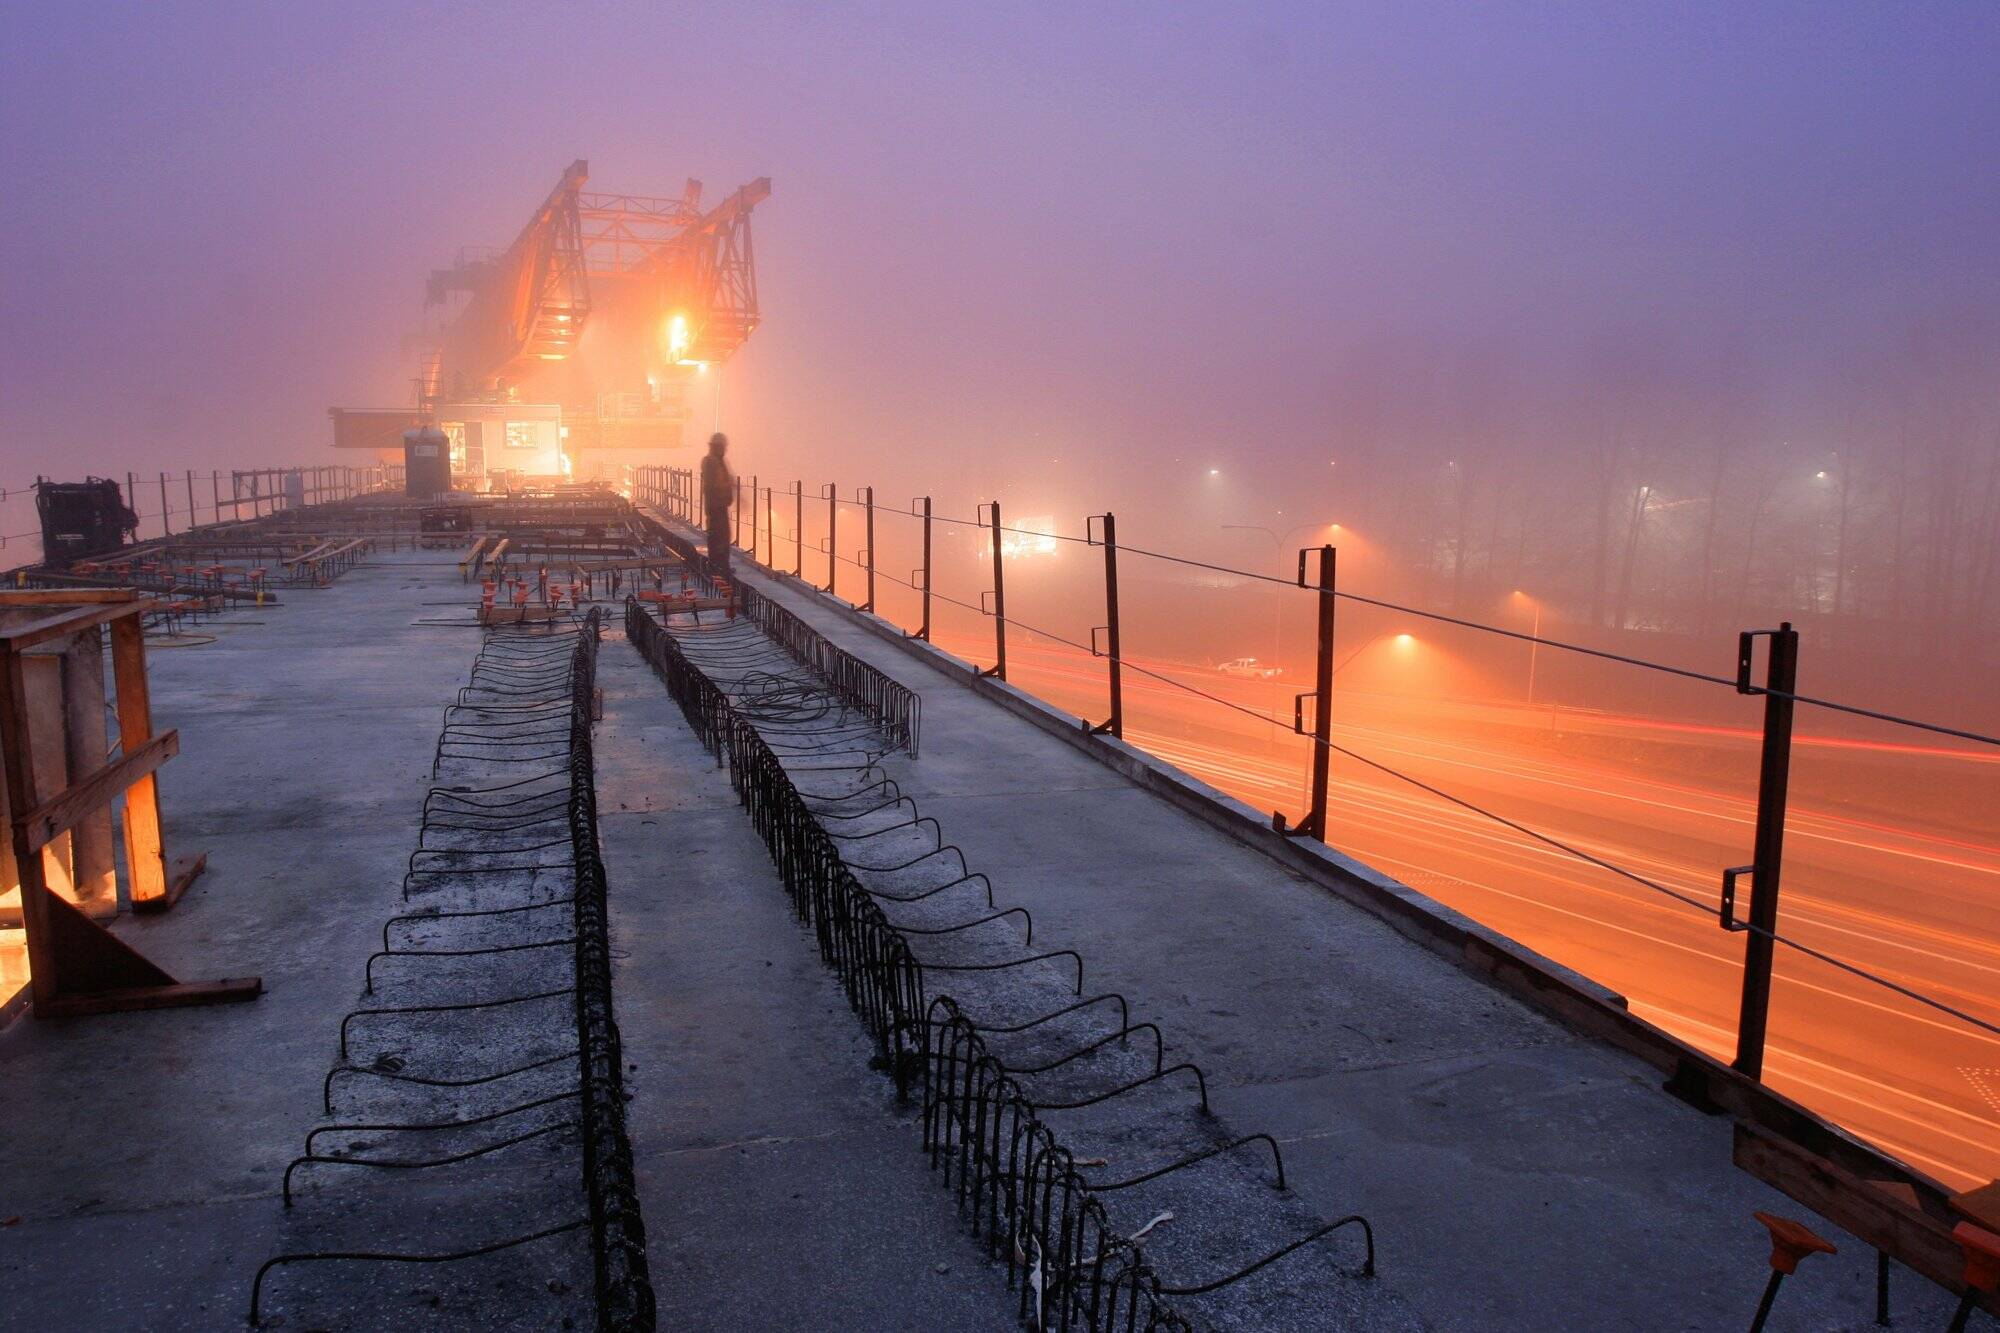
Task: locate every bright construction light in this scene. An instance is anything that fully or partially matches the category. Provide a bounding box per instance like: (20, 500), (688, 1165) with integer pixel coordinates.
(994, 515), (1059, 559)
(666, 313), (692, 361)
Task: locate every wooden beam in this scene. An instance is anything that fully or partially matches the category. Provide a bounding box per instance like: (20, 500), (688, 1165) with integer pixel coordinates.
(36, 976), (262, 1017)
(16, 731), (178, 854)
(109, 616), (169, 906)
(0, 601), (150, 651)
(1734, 1122), (1996, 1315)
(133, 852), (206, 915)
(0, 644), (58, 1007)
(0, 589), (144, 606)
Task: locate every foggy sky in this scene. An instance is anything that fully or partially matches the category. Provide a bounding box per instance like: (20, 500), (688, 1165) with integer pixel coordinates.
(4, 2), (1998, 512)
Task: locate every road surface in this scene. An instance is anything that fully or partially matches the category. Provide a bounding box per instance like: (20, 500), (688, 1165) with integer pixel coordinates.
(932, 630), (2000, 1190)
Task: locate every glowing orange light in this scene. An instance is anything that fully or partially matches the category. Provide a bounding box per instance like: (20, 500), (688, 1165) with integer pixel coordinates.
(1394, 633), (1416, 648)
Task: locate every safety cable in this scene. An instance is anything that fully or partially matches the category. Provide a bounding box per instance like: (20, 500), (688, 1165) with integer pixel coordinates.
(725, 485), (1998, 747)
(712, 503), (2000, 1053)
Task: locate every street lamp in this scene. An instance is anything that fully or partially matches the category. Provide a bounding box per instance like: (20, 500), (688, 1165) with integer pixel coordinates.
(1511, 590), (1542, 704)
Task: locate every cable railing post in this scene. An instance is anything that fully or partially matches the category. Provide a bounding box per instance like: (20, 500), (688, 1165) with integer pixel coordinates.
(186, 470), (196, 529)
(1730, 621), (1799, 1081)
(1087, 513), (1123, 738)
(211, 470), (221, 525)
(734, 477), (744, 547)
(159, 472), (172, 537)
(979, 501), (1007, 679)
(915, 497), (933, 641)
(747, 474), (757, 556)
(1277, 545), (1337, 838)
(794, 481), (804, 578)
(823, 482), (838, 595)
(764, 484), (774, 568)
(862, 485), (876, 612)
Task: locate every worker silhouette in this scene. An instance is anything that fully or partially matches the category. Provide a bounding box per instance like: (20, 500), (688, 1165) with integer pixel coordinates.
(700, 432), (735, 580)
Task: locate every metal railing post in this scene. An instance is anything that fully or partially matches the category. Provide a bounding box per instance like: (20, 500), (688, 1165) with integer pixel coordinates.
(915, 497), (932, 641)
(1087, 513), (1123, 737)
(824, 483), (838, 594)
(1279, 545), (1337, 839)
(1730, 621), (1799, 1080)
(211, 471), (221, 524)
(734, 477), (744, 546)
(1305, 544), (1336, 839)
(764, 485), (773, 568)
(748, 474), (757, 554)
(794, 481), (804, 577)
(159, 473), (172, 536)
(861, 486), (876, 612)
(980, 501), (1007, 679)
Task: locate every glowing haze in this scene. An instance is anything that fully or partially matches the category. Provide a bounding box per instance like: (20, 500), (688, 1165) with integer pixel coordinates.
(3, 3), (1997, 679)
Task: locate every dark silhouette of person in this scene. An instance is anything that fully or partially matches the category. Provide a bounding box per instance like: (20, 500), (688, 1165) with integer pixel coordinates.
(700, 432), (735, 580)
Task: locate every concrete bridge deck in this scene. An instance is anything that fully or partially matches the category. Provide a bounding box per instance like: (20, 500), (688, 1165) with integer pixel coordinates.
(0, 538), (1964, 1329)
(686, 551), (1964, 1331)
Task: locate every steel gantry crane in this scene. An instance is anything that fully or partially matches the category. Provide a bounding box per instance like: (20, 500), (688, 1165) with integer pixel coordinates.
(408, 159), (770, 472)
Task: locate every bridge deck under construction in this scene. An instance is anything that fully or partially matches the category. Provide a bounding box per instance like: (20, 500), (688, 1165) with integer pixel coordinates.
(0, 492), (1978, 1330)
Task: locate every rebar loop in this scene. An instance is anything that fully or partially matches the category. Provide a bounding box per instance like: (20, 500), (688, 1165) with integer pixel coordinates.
(626, 595), (1372, 1331)
(255, 609), (654, 1331)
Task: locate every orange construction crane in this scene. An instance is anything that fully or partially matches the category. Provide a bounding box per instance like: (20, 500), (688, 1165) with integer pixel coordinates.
(423, 161), (770, 404)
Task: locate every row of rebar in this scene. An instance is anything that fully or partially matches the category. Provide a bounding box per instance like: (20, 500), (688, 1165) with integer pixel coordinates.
(625, 596), (1377, 1330)
(252, 607), (654, 1330)
(737, 582), (922, 756)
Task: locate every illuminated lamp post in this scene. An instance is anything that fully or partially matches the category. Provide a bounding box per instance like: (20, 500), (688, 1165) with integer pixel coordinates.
(1511, 589), (1542, 704)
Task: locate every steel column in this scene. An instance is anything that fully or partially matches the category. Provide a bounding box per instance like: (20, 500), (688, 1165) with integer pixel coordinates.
(862, 486), (876, 612)
(823, 483), (838, 594)
(981, 501), (1007, 679)
(1087, 513), (1124, 737)
(916, 497), (933, 641)
(1300, 545), (1337, 839)
(1731, 622), (1799, 1080)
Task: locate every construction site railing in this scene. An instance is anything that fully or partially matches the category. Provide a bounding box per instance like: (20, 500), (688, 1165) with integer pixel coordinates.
(2, 466), (406, 563)
(629, 462), (2000, 1164)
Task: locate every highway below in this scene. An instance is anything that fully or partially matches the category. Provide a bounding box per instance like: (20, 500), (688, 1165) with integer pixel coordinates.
(933, 630), (2000, 1190)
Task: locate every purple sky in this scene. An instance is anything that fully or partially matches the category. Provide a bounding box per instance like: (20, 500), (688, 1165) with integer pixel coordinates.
(4, 3), (1997, 510)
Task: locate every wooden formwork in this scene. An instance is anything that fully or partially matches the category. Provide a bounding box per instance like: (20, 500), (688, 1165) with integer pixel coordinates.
(0, 589), (259, 1019)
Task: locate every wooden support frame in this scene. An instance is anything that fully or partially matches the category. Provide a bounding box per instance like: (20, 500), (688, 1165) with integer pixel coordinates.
(0, 592), (259, 1017)
(1734, 1122), (1997, 1317)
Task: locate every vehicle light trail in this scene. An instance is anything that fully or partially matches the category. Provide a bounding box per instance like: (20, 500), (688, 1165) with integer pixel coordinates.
(932, 630), (2000, 1188)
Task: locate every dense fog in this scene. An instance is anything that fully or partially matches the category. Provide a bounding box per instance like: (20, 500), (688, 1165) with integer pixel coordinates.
(3, 4), (1996, 712)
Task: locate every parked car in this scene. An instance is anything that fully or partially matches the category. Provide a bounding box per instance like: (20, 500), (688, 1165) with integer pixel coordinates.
(1216, 656), (1282, 679)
